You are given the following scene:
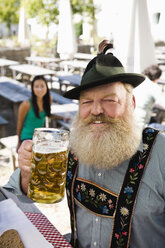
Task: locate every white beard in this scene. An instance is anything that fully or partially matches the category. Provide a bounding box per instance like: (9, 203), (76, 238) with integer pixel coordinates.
(69, 109), (142, 170)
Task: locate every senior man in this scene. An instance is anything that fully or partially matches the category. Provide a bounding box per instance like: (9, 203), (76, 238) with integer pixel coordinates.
(4, 41), (165, 248)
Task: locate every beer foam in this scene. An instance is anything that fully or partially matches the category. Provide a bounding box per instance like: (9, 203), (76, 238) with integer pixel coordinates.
(33, 142), (67, 154)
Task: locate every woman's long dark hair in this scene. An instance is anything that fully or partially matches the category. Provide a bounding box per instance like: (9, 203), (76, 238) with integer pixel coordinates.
(31, 75), (51, 118)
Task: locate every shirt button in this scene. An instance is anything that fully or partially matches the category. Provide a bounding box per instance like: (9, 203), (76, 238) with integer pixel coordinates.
(94, 241), (97, 246)
(95, 218), (98, 222)
(98, 172), (102, 177)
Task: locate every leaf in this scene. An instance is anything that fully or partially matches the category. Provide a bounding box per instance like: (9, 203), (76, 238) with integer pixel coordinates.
(116, 239), (124, 247)
(119, 238), (124, 242)
(94, 200), (98, 206)
(134, 172), (138, 177)
(94, 203), (98, 208)
(126, 199), (133, 204)
(96, 195), (100, 201)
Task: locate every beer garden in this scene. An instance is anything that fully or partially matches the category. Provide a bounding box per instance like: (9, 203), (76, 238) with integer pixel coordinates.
(0, 0), (165, 246)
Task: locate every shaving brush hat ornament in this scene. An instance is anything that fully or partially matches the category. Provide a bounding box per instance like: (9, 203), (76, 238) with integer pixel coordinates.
(63, 40), (145, 100)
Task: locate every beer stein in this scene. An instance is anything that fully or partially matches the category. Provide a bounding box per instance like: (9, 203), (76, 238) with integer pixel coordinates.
(28, 128), (69, 204)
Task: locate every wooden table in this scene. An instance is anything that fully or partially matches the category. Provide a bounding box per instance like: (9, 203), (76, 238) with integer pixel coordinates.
(25, 56), (61, 68)
(9, 64), (56, 86)
(51, 103), (78, 129)
(59, 60), (87, 73)
(0, 58), (19, 76)
(74, 52), (94, 60)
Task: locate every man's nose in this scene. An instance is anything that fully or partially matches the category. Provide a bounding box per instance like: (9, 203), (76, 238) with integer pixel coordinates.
(91, 102), (104, 115)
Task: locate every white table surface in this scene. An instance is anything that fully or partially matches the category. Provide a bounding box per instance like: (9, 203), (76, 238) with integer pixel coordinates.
(9, 64), (56, 77)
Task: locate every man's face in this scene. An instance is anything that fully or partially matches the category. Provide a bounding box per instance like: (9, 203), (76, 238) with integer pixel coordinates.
(79, 82), (135, 129)
(70, 81), (140, 169)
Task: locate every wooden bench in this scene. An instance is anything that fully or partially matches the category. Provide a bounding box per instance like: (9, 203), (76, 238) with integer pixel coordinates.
(50, 91), (73, 104)
(0, 116), (8, 137)
(55, 74), (81, 93)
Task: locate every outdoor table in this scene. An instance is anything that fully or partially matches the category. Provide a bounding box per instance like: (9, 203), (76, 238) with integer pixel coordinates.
(51, 103), (78, 129)
(25, 56), (62, 68)
(9, 64), (56, 86)
(74, 52), (94, 60)
(0, 76), (31, 120)
(51, 102), (78, 115)
(0, 58), (19, 76)
(59, 59), (87, 73)
(0, 187), (72, 248)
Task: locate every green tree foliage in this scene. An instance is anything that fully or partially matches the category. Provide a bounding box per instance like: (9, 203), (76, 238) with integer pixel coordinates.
(0, 0), (20, 32)
(24, 0), (59, 26)
(24, 0), (95, 26)
(71, 0), (97, 43)
(0, 0), (96, 40)
(71, 0), (96, 20)
(0, 0), (95, 30)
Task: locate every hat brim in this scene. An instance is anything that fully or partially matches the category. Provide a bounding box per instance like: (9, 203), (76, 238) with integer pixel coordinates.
(63, 73), (145, 100)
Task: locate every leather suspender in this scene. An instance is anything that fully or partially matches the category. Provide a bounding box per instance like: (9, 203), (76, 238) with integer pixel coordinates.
(66, 128), (159, 247)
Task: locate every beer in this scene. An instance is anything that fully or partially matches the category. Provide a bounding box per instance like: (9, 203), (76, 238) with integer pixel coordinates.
(27, 128), (69, 204)
(28, 144), (68, 203)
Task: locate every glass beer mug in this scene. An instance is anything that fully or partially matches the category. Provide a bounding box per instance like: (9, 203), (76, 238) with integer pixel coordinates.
(28, 128), (70, 204)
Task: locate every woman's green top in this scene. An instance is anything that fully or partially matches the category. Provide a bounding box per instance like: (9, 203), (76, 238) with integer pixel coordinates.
(20, 100), (46, 141)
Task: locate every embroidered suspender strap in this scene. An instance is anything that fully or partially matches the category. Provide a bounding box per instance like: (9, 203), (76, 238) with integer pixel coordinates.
(74, 177), (118, 217)
(110, 127), (159, 248)
(66, 151), (79, 247)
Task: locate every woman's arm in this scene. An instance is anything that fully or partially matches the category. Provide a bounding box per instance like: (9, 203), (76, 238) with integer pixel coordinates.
(16, 100), (30, 152)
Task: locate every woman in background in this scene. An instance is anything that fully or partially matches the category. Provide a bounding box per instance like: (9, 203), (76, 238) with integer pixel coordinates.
(16, 75), (64, 152)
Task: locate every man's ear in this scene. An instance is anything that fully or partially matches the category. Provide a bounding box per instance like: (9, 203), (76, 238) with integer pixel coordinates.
(132, 95), (136, 109)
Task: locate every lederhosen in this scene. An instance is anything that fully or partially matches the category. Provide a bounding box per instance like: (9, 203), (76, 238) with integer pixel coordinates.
(66, 128), (159, 248)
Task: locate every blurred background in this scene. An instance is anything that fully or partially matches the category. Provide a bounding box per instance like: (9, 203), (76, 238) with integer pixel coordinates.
(0, 0), (164, 64)
(1, 0), (165, 236)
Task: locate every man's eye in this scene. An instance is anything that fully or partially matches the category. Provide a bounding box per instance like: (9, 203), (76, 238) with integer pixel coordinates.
(82, 101), (92, 104)
(104, 99), (115, 102)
